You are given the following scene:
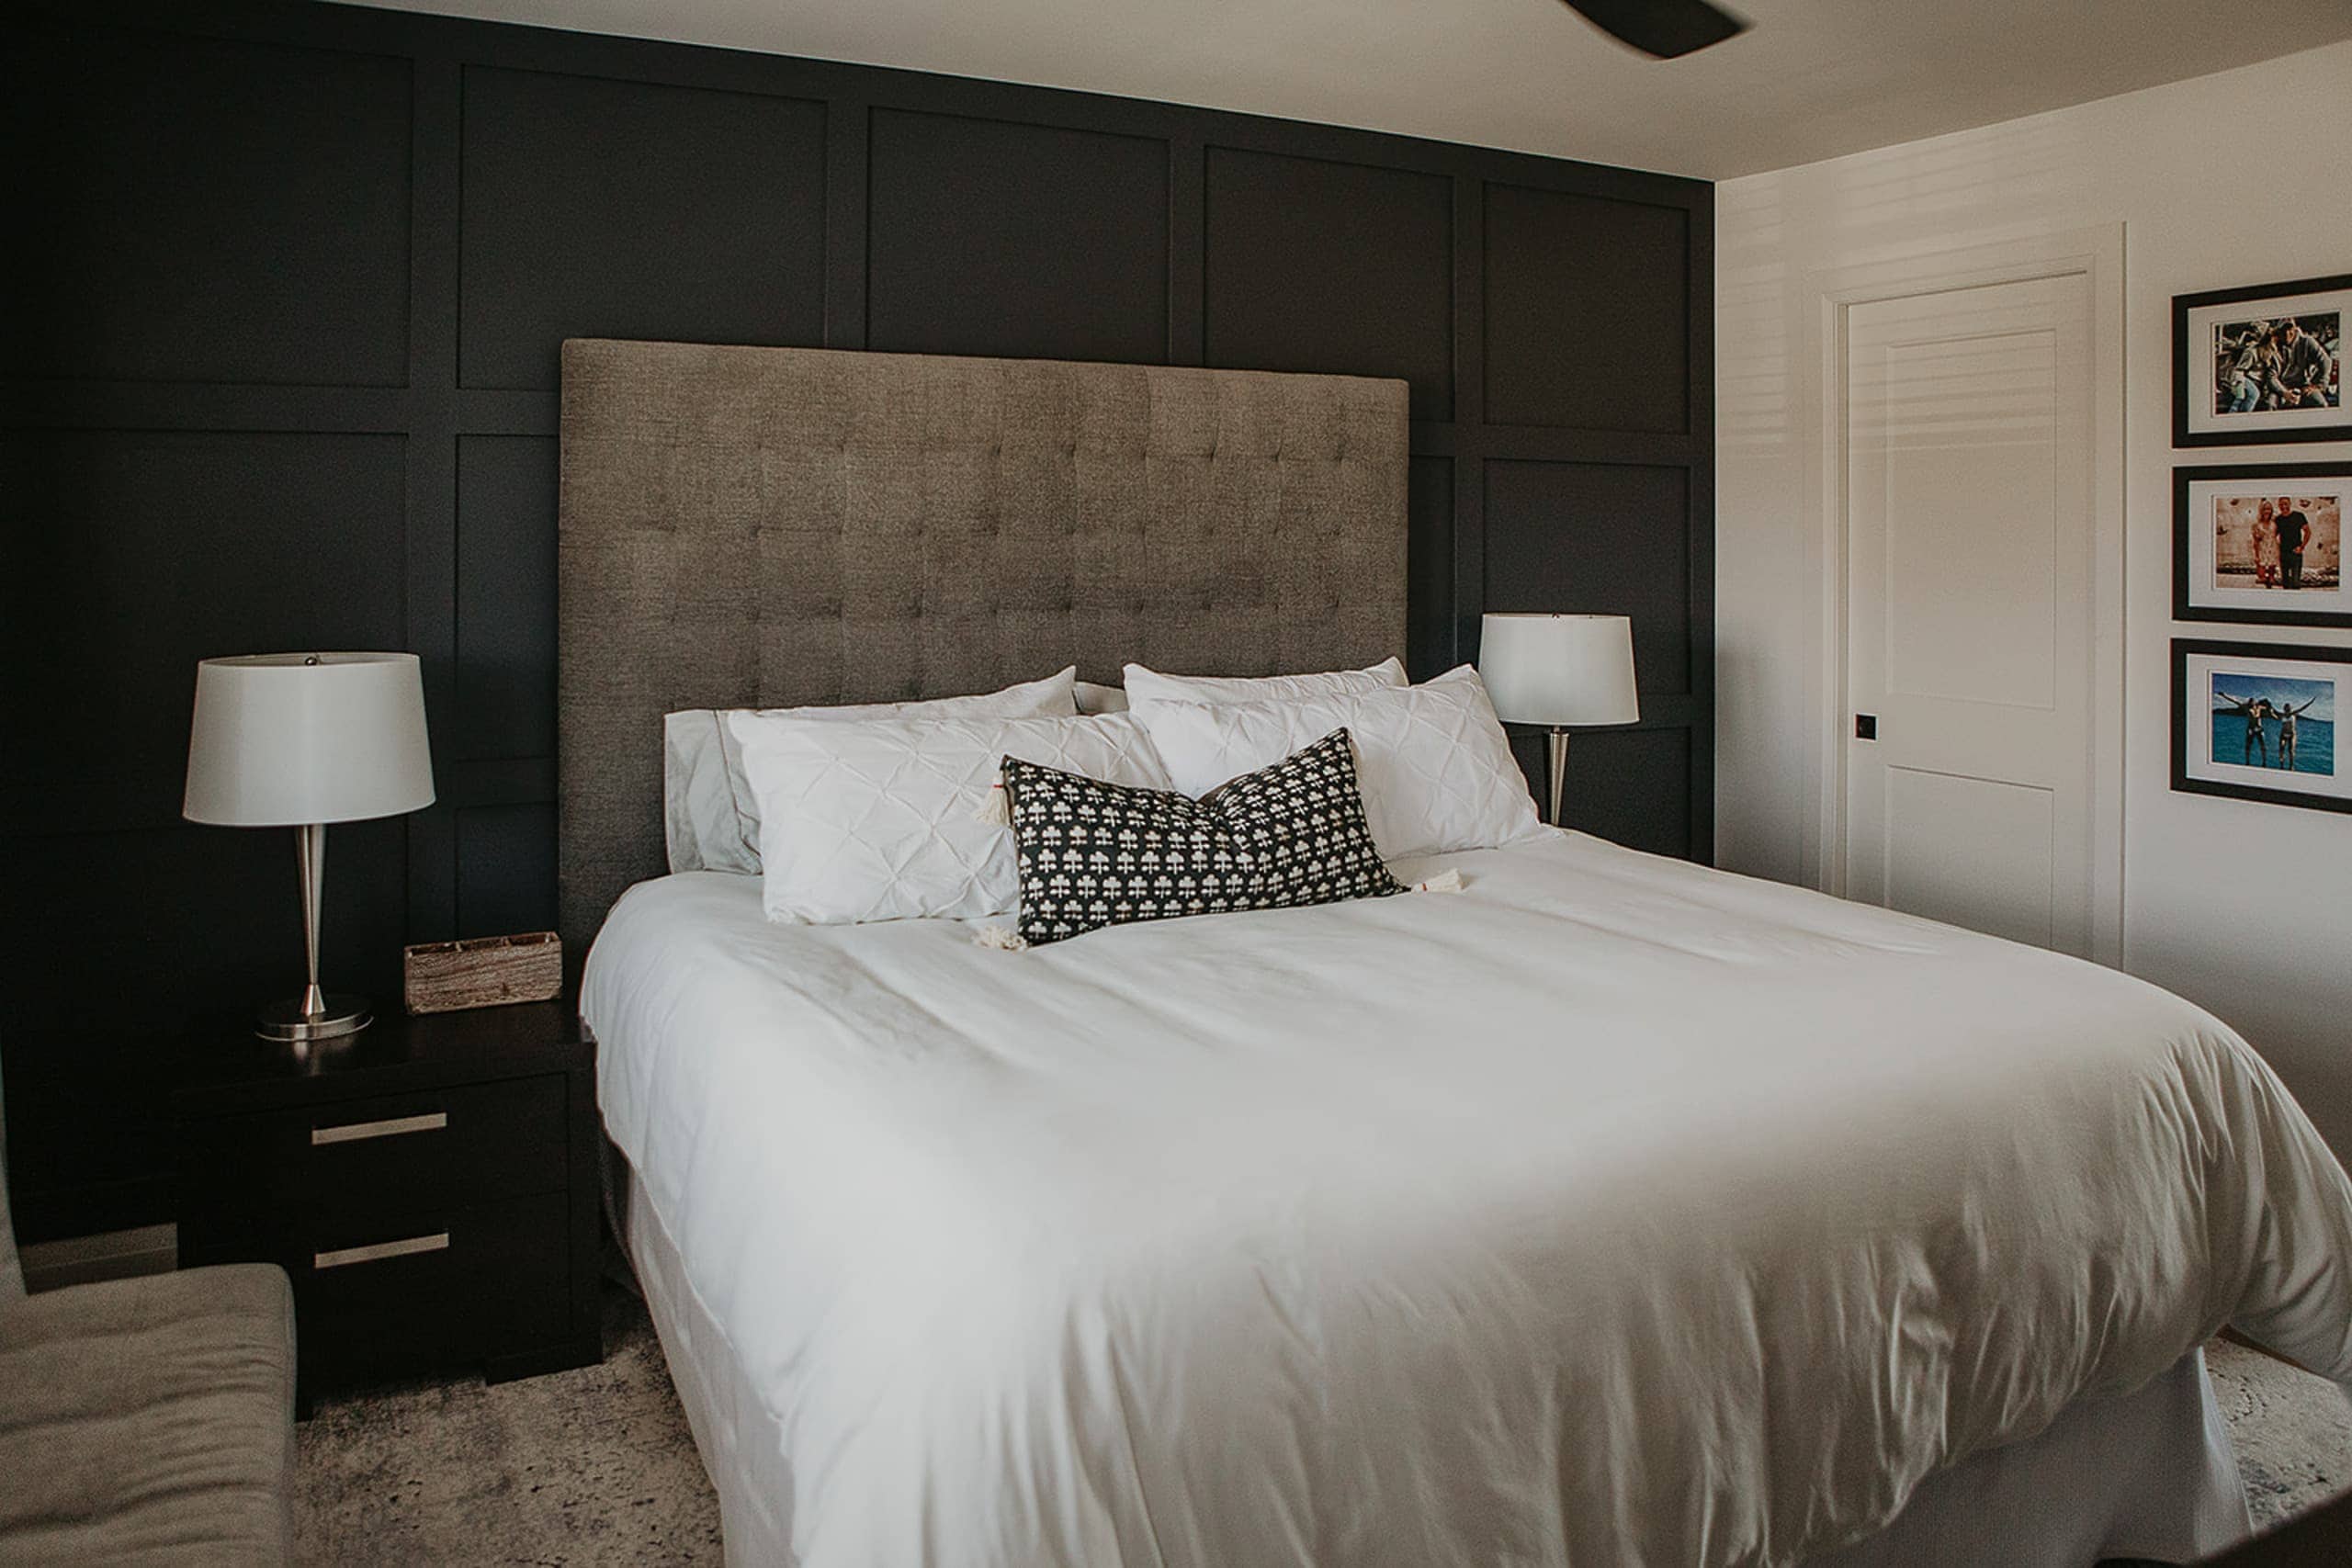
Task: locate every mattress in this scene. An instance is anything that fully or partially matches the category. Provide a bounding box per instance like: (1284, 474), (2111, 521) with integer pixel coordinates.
(583, 830), (2352, 1567)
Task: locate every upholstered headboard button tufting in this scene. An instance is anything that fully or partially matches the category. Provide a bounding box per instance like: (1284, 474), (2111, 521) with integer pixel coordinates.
(556, 340), (1408, 953)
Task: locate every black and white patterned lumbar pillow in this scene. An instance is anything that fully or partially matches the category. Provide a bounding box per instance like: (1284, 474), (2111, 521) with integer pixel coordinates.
(1001, 728), (1406, 945)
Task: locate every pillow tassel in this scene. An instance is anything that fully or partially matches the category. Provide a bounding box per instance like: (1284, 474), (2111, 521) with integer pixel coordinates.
(972, 781), (1011, 826)
(1410, 868), (1464, 894)
(974, 923), (1030, 952)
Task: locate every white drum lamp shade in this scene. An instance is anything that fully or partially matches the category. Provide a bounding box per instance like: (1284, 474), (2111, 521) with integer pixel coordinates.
(184, 652), (435, 1043)
(185, 652), (435, 826)
(1478, 614), (1639, 728)
(1478, 614), (1638, 827)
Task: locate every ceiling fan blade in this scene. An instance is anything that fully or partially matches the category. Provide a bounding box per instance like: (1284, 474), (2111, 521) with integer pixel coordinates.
(1560, 0), (1749, 58)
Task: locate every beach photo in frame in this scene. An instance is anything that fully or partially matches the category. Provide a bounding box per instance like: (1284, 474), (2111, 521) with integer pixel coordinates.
(2173, 639), (2351, 815)
(2174, 463), (2350, 627)
(2173, 273), (2349, 446)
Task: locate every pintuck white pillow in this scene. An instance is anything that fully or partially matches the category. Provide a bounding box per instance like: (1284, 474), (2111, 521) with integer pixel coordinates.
(729, 709), (1175, 925)
(663, 668), (1078, 875)
(1074, 680), (1129, 715)
(1121, 657), (1407, 711)
(1133, 665), (1540, 862)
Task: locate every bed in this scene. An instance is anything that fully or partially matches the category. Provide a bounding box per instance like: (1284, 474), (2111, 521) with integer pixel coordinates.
(558, 340), (2352, 1566)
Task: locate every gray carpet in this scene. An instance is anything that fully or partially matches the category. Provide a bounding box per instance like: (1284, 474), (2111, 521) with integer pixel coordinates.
(2207, 1337), (2352, 1530)
(299, 1282), (2352, 1564)
(296, 1285), (719, 1564)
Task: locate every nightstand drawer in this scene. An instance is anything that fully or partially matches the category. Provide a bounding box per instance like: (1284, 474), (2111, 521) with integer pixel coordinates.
(302, 1190), (571, 1359)
(187, 1190), (577, 1393)
(180, 1073), (569, 1232)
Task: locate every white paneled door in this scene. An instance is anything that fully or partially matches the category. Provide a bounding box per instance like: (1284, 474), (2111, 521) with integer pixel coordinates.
(1843, 274), (2095, 956)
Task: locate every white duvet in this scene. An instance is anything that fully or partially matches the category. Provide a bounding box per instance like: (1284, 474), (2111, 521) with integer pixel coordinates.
(583, 831), (2352, 1567)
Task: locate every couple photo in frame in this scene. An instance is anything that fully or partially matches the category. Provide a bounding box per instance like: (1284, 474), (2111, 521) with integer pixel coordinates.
(2173, 462), (2350, 629)
(2173, 272), (2348, 448)
(2172, 639), (2349, 817)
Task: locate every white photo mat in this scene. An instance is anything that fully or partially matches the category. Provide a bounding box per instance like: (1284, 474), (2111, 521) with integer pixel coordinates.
(2177, 279), (2348, 443)
(2176, 469), (2349, 624)
(2177, 643), (2348, 808)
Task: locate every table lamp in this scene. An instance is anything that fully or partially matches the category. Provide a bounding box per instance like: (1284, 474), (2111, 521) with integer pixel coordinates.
(1478, 614), (1639, 825)
(184, 652), (435, 1043)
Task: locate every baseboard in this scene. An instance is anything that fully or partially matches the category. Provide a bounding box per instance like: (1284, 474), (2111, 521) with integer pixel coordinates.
(20, 1222), (178, 1292)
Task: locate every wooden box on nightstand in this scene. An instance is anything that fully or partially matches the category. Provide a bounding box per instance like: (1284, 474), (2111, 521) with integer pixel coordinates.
(175, 1000), (602, 1404)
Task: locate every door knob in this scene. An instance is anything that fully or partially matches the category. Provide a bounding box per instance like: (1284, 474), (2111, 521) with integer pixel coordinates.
(1854, 714), (1878, 740)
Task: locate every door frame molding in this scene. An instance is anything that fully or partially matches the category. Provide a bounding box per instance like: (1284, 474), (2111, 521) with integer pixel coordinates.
(1799, 224), (2126, 965)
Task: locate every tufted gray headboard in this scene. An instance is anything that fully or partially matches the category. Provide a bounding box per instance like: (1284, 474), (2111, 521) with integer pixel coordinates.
(555, 338), (1409, 953)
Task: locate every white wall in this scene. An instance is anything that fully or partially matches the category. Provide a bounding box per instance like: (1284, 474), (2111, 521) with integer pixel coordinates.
(1716, 42), (2352, 1154)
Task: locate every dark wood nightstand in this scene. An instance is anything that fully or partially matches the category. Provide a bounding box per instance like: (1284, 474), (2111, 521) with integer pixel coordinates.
(175, 1000), (602, 1405)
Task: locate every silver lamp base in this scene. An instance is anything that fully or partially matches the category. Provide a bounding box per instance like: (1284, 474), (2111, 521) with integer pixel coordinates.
(256, 992), (372, 1043)
(1545, 726), (1571, 827)
(255, 822), (374, 1043)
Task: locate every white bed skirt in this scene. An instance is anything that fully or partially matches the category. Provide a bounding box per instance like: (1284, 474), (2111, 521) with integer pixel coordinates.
(613, 1154), (2251, 1568)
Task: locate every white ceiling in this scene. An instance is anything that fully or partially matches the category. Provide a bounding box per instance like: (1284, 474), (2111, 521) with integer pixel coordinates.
(358, 0), (2352, 178)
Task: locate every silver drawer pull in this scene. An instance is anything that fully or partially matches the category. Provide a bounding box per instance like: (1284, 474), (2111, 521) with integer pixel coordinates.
(313, 1232), (450, 1270)
(311, 1111), (447, 1145)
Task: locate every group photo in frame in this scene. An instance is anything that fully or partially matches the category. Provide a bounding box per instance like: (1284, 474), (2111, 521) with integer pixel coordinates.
(2172, 638), (2351, 815)
(2173, 463), (2350, 628)
(2173, 272), (2349, 447)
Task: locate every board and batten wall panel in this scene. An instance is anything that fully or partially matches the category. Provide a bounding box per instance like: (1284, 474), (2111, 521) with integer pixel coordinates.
(457, 68), (831, 391)
(0, 0), (1713, 1238)
(1204, 149), (1457, 421)
(867, 110), (1172, 365)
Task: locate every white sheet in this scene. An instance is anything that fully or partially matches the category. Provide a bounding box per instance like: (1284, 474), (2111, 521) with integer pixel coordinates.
(584, 831), (2352, 1567)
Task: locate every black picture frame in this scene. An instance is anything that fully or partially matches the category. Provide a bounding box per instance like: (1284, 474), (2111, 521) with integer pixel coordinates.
(2172, 637), (2352, 815)
(2172, 462), (2352, 628)
(2172, 272), (2351, 448)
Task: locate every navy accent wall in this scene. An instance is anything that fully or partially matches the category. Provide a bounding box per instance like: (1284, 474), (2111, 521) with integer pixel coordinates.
(1, 0), (1713, 1238)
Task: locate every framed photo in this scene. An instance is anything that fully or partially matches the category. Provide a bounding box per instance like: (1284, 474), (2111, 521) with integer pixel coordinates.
(2172, 273), (2349, 446)
(2174, 463), (2351, 627)
(2173, 639), (2351, 815)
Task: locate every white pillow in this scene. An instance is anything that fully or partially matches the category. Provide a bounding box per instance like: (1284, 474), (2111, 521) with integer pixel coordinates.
(663, 669), (1078, 874)
(1133, 666), (1540, 862)
(1074, 680), (1129, 715)
(1121, 657), (1406, 711)
(729, 710), (1174, 924)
